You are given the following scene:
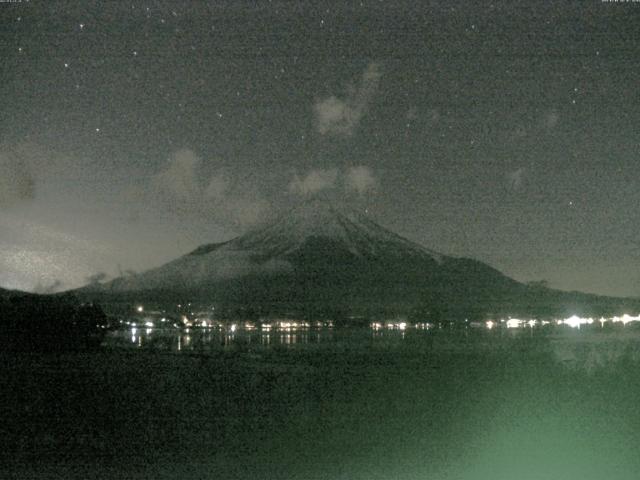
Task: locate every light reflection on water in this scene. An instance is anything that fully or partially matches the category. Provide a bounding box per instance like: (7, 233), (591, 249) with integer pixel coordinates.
(118, 313), (640, 353)
(107, 325), (437, 352)
(108, 322), (640, 368)
(111, 325), (344, 351)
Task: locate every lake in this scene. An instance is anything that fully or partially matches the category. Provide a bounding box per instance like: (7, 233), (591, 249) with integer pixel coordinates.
(2, 323), (640, 479)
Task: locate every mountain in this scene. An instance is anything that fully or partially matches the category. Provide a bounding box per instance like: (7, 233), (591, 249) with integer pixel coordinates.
(81, 199), (640, 320)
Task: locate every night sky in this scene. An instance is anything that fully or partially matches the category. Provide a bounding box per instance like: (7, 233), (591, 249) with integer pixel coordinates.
(1, 1), (639, 297)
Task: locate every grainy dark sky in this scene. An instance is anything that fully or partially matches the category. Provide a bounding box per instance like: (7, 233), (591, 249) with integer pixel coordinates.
(1, 0), (639, 296)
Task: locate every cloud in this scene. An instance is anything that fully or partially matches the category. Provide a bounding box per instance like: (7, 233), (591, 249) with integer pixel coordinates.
(86, 272), (109, 285)
(345, 166), (377, 194)
(506, 167), (526, 191)
(152, 148), (201, 205)
(205, 173), (230, 200)
(288, 168), (338, 195)
(288, 166), (377, 196)
(0, 147), (36, 207)
(228, 196), (270, 226)
(0, 212), (116, 292)
(314, 62), (382, 136)
(148, 149), (269, 228)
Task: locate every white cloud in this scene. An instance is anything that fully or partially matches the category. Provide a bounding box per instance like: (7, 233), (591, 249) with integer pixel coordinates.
(229, 196), (270, 226)
(205, 173), (230, 200)
(152, 148), (201, 204)
(288, 168), (338, 195)
(149, 149), (269, 228)
(0, 213), (112, 292)
(288, 166), (377, 196)
(345, 166), (377, 194)
(506, 167), (526, 191)
(314, 62), (382, 136)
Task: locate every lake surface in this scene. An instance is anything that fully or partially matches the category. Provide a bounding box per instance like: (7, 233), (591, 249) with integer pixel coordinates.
(3, 324), (640, 479)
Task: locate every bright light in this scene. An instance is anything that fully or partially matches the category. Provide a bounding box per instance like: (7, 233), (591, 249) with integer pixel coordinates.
(485, 320), (495, 330)
(144, 321), (154, 328)
(527, 319), (538, 328)
(506, 318), (522, 329)
(136, 305), (144, 313)
(230, 324), (237, 332)
(612, 314), (640, 325)
(561, 315), (593, 329)
(563, 315), (581, 328)
(398, 322), (407, 330)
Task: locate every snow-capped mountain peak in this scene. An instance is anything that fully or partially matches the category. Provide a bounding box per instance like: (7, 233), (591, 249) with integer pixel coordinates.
(91, 198), (445, 294)
(228, 198), (443, 261)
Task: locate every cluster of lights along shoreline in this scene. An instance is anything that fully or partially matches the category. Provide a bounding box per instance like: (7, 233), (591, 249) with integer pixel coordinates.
(128, 304), (640, 332)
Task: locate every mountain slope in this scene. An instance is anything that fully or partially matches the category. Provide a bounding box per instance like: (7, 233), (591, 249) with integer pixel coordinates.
(98, 199), (450, 292)
(81, 199), (639, 319)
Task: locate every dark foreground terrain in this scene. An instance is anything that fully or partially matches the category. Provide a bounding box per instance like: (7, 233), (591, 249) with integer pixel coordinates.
(2, 330), (640, 479)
